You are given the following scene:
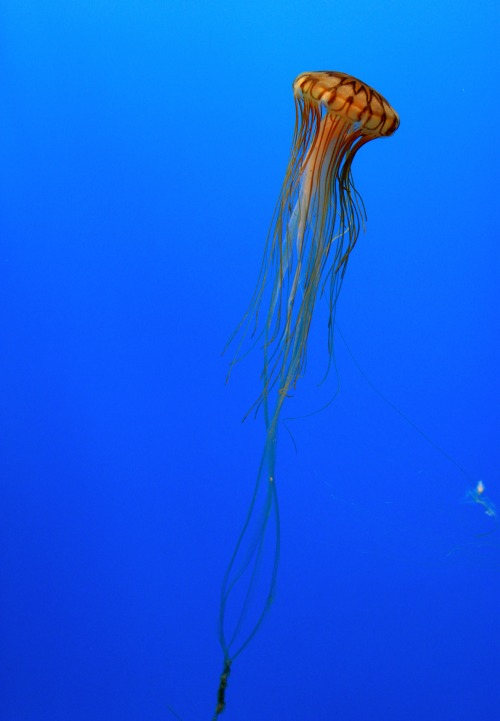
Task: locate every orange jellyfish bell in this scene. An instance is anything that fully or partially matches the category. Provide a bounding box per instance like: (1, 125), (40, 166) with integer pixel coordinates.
(293, 70), (400, 136)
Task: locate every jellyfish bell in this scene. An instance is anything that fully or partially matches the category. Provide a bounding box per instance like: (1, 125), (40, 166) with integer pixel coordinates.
(293, 71), (400, 136)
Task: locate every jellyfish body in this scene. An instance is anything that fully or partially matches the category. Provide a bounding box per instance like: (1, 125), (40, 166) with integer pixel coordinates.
(215, 72), (399, 718)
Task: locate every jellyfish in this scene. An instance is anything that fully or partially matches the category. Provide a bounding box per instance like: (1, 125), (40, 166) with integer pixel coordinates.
(213, 71), (399, 718)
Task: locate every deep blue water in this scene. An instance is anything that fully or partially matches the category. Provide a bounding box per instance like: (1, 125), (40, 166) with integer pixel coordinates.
(1, 2), (499, 720)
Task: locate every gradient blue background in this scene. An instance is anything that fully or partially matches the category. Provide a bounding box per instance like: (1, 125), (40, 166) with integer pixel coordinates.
(1, 2), (499, 720)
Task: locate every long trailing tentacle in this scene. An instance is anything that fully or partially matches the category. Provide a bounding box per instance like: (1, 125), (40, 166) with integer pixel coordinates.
(216, 101), (369, 706)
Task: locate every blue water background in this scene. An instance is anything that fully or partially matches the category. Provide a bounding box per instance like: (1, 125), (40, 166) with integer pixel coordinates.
(1, 2), (499, 720)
